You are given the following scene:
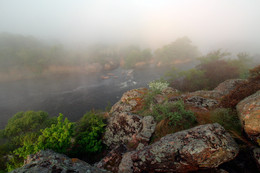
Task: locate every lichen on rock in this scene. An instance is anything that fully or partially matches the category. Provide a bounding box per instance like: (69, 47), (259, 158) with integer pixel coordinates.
(237, 90), (260, 143)
(127, 123), (239, 172)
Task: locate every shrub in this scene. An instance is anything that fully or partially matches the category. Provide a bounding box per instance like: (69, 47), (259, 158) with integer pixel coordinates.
(148, 80), (169, 92)
(220, 66), (260, 108)
(210, 108), (241, 134)
(13, 113), (74, 160)
(73, 111), (106, 154)
(151, 101), (196, 126)
(4, 111), (56, 139)
(35, 113), (74, 154)
(150, 101), (197, 141)
(167, 50), (245, 92)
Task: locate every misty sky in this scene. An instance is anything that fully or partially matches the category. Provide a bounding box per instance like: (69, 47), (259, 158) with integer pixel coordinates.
(1, 0), (260, 53)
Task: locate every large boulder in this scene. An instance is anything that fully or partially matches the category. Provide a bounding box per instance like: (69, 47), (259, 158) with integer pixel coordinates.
(185, 79), (247, 102)
(237, 90), (260, 143)
(214, 79), (246, 96)
(124, 123), (238, 173)
(103, 112), (156, 149)
(11, 150), (109, 173)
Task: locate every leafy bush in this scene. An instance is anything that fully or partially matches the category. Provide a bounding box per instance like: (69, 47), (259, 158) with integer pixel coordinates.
(35, 113), (74, 154)
(4, 111), (56, 138)
(13, 111), (106, 166)
(151, 101), (196, 127)
(73, 111), (106, 154)
(148, 80), (169, 92)
(14, 113), (74, 159)
(150, 101), (197, 142)
(210, 108), (241, 134)
(0, 111), (56, 172)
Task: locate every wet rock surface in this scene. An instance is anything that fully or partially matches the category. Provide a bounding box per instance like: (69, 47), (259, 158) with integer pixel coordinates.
(237, 90), (260, 143)
(11, 149), (109, 173)
(103, 112), (156, 149)
(129, 123), (239, 173)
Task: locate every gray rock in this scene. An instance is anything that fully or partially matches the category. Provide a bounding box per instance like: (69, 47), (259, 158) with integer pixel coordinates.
(103, 112), (156, 149)
(11, 150), (109, 173)
(161, 87), (178, 95)
(130, 123), (239, 173)
(237, 90), (260, 143)
(185, 96), (218, 108)
(214, 79), (246, 96)
(118, 151), (135, 173)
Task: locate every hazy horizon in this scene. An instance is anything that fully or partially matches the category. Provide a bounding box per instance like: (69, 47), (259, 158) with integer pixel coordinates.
(1, 0), (260, 54)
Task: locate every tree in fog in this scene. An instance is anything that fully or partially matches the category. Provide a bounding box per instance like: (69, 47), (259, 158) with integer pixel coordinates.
(154, 37), (200, 65)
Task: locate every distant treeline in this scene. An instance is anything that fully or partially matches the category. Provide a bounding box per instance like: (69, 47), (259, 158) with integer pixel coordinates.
(0, 33), (259, 80)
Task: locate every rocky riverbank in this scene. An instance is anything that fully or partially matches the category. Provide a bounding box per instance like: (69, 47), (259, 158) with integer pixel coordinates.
(11, 78), (260, 173)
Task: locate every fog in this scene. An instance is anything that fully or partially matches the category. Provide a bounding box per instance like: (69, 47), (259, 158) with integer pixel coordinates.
(1, 0), (260, 53)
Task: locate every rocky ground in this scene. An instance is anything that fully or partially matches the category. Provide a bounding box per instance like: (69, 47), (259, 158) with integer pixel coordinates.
(11, 79), (260, 173)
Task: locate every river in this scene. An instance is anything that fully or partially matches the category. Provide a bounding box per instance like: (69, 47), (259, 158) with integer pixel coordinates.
(0, 66), (169, 129)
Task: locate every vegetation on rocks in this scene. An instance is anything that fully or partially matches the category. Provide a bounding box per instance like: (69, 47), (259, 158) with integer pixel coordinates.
(209, 108), (241, 134)
(0, 110), (107, 172)
(220, 64), (260, 108)
(166, 50), (255, 92)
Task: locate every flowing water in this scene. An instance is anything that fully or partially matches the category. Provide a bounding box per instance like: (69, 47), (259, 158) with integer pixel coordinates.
(0, 67), (168, 129)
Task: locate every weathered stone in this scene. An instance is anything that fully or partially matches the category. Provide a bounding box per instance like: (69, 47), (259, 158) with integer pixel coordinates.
(161, 87), (178, 95)
(253, 147), (260, 171)
(95, 145), (127, 173)
(237, 90), (260, 142)
(118, 151), (135, 173)
(189, 90), (223, 100)
(185, 96), (218, 108)
(214, 79), (247, 96)
(110, 88), (146, 115)
(11, 150), (109, 173)
(130, 123), (239, 173)
(103, 112), (156, 149)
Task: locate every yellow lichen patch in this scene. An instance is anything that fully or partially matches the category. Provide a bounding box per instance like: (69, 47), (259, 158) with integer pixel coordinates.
(132, 97), (146, 113)
(71, 158), (80, 163)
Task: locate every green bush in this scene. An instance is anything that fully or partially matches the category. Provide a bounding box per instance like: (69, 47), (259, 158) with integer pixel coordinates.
(4, 111), (56, 138)
(151, 101), (197, 128)
(73, 111), (106, 154)
(35, 113), (74, 154)
(210, 108), (241, 134)
(0, 111), (56, 172)
(13, 113), (74, 159)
